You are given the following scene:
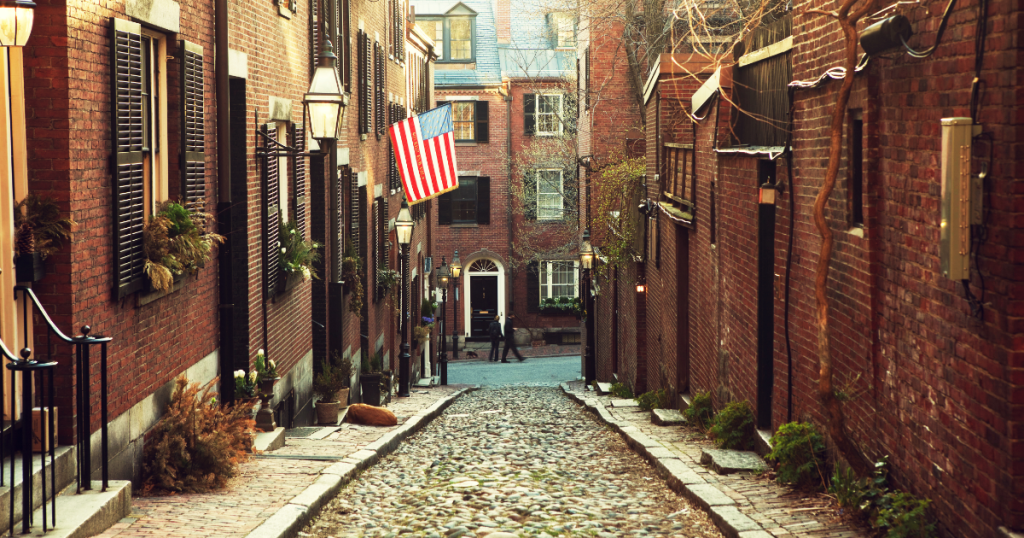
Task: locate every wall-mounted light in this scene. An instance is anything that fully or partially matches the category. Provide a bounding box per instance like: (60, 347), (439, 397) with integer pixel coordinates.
(0, 0), (36, 47)
(860, 15), (912, 56)
(636, 283), (646, 293)
(579, 229), (594, 270)
(759, 182), (777, 205)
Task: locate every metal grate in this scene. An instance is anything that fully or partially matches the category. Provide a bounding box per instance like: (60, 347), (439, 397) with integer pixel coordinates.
(284, 427), (324, 438)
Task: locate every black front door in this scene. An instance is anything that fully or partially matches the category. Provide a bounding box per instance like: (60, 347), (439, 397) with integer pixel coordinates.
(756, 160), (776, 430)
(470, 276), (498, 338)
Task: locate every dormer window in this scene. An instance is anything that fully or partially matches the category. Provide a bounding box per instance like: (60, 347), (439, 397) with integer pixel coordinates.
(414, 3), (477, 63)
(551, 12), (576, 48)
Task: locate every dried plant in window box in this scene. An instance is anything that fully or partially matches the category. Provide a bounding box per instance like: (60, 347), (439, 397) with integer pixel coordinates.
(143, 201), (225, 292)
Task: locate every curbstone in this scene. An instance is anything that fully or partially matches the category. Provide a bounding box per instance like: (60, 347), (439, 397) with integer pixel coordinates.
(656, 458), (707, 489)
(683, 484), (736, 511)
(289, 474), (343, 513)
(737, 531), (775, 538)
(708, 506), (760, 538)
(349, 449), (379, 469)
(321, 461), (357, 479)
(647, 446), (676, 459)
(245, 504), (309, 538)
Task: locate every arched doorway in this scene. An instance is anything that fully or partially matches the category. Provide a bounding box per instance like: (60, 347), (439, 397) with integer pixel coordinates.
(463, 258), (505, 338)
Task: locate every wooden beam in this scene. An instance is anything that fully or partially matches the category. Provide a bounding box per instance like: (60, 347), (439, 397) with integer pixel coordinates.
(737, 36), (794, 68)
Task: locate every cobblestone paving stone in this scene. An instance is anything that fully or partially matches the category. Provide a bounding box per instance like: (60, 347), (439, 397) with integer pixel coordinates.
(564, 382), (869, 538)
(93, 385), (470, 538)
(305, 387), (724, 538)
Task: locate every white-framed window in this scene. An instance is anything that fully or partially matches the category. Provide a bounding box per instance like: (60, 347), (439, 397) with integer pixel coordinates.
(452, 101), (475, 141)
(537, 169), (563, 220)
(540, 261), (579, 300)
(141, 29), (169, 218)
(536, 94), (562, 136)
(276, 122), (290, 222)
(552, 12), (576, 48)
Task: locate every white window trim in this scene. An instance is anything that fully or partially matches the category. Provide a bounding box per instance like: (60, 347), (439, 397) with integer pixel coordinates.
(536, 168), (563, 221)
(533, 93), (563, 136)
(553, 12), (576, 49)
(539, 261), (580, 301)
(276, 122), (290, 223)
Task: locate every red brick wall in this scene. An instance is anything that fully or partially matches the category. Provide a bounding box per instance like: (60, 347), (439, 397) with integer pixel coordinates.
(26, 0), (224, 442)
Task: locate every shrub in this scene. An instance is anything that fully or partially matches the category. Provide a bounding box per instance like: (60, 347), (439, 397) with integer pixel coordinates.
(684, 391), (713, 430)
(875, 492), (935, 538)
(635, 388), (672, 411)
(142, 377), (255, 494)
(709, 400), (756, 450)
(828, 464), (867, 510)
(609, 382), (633, 399)
(767, 422), (827, 488)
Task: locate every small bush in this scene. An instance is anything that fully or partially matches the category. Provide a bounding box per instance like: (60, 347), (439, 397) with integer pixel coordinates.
(829, 465), (867, 510)
(609, 382), (633, 399)
(142, 377), (255, 494)
(684, 391), (713, 430)
(635, 388), (672, 411)
(875, 491), (935, 538)
(766, 422), (827, 488)
(709, 400), (756, 450)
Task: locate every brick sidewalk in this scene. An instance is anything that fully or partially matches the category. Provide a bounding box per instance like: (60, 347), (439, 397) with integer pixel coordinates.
(95, 385), (474, 538)
(564, 381), (869, 538)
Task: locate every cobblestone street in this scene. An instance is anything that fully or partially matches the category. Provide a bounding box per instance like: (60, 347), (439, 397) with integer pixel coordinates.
(305, 387), (722, 538)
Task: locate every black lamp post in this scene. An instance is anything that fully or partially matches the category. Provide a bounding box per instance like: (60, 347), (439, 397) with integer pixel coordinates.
(450, 250), (462, 365)
(580, 229), (595, 384)
(437, 258), (449, 385)
(396, 201), (414, 397)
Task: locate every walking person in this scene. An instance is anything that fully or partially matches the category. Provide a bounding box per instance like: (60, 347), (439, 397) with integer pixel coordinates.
(487, 315), (503, 362)
(500, 313), (525, 362)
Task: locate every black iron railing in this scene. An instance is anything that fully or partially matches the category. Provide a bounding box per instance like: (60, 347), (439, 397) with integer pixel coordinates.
(0, 286), (112, 535)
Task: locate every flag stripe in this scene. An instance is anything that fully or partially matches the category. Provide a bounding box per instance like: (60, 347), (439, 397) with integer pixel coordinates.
(399, 119), (424, 200)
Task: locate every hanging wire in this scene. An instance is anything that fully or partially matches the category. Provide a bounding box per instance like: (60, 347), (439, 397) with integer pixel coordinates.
(899, 0), (957, 58)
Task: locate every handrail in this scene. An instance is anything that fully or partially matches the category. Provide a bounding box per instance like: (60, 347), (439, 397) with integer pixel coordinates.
(14, 286), (112, 344)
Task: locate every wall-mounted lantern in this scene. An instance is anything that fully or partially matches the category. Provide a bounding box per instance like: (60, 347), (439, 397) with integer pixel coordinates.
(0, 0), (35, 47)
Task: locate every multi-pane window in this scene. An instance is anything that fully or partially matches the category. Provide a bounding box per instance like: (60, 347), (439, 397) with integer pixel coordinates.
(416, 20), (443, 60)
(537, 169), (563, 220)
(452, 102), (475, 141)
(540, 261), (578, 299)
(552, 12), (576, 48)
(661, 144), (694, 202)
(451, 177), (478, 223)
(449, 18), (472, 60)
(537, 94), (562, 136)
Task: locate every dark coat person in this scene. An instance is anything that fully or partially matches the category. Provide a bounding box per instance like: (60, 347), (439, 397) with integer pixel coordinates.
(487, 316), (503, 362)
(501, 313), (525, 362)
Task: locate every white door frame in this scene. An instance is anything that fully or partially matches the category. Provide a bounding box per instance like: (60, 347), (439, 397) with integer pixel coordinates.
(463, 258), (505, 338)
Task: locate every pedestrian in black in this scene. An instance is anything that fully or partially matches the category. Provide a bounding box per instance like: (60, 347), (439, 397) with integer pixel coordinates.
(501, 313), (525, 362)
(487, 315), (503, 362)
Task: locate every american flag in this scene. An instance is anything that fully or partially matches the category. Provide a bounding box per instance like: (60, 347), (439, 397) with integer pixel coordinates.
(389, 104), (459, 204)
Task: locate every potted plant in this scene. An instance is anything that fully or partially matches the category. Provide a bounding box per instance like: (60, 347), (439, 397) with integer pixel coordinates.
(413, 323), (434, 346)
(253, 349), (280, 432)
(421, 297), (437, 321)
(376, 267), (399, 297)
(539, 296), (584, 318)
(143, 201), (226, 293)
(331, 350), (352, 407)
(278, 217), (321, 294)
(312, 358), (347, 425)
(342, 247), (365, 318)
(359, 351), (384, 406)
(233, 369), (260, 417)
(13, 194), (76, 283)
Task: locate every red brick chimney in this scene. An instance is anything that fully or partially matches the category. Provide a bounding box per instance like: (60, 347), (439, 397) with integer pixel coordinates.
(494, 0), (510, 43)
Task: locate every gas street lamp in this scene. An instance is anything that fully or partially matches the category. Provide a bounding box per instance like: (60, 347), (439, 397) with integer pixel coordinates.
(303, 39), (348, 144)
(0, 0), (35, 47)
(450, 250), (462, 365)
(580, 229), (595, 383)
(396, 201), (414, 397)
(436, 258), (449, 385)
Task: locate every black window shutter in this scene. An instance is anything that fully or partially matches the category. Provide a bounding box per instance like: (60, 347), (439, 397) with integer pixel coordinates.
(262, 124), (281, 297)
(372, 199), (379, 301)
(382, 195), (390, 278)
(526, 262), (540, 313)
(181, 41), (206, 209)
(358, 31), (367, 134)
(563, 92), (577, 136)
(476, 176), (490, 224)
(523, 94), (536, 136)
(293, 125), (307, 234)
(523, 169), (537, 220)
(310, 0), (320, 77)
(111, 18), (146, 299)
(584, 47), (590, 110)
(339, 165), (350, 274)
(438, 192), (452, 224)
(475, 100), (489, 143)
(341, 0), (351, 92)
(375, 42), (386, 139)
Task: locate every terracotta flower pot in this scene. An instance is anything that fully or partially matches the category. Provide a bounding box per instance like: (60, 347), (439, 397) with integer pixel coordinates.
(316, 401), (341, 425)
(336, 387), (350, 408)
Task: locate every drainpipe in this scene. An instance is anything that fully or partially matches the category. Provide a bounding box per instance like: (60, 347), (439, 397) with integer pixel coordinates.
(504, 87), (513, 312)
(215, 0), (234, 400)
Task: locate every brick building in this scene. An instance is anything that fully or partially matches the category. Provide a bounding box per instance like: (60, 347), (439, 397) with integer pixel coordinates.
(412, 0), (580, 350)
(0, 0), (434, 515)
(588, 0), (1024, 534)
